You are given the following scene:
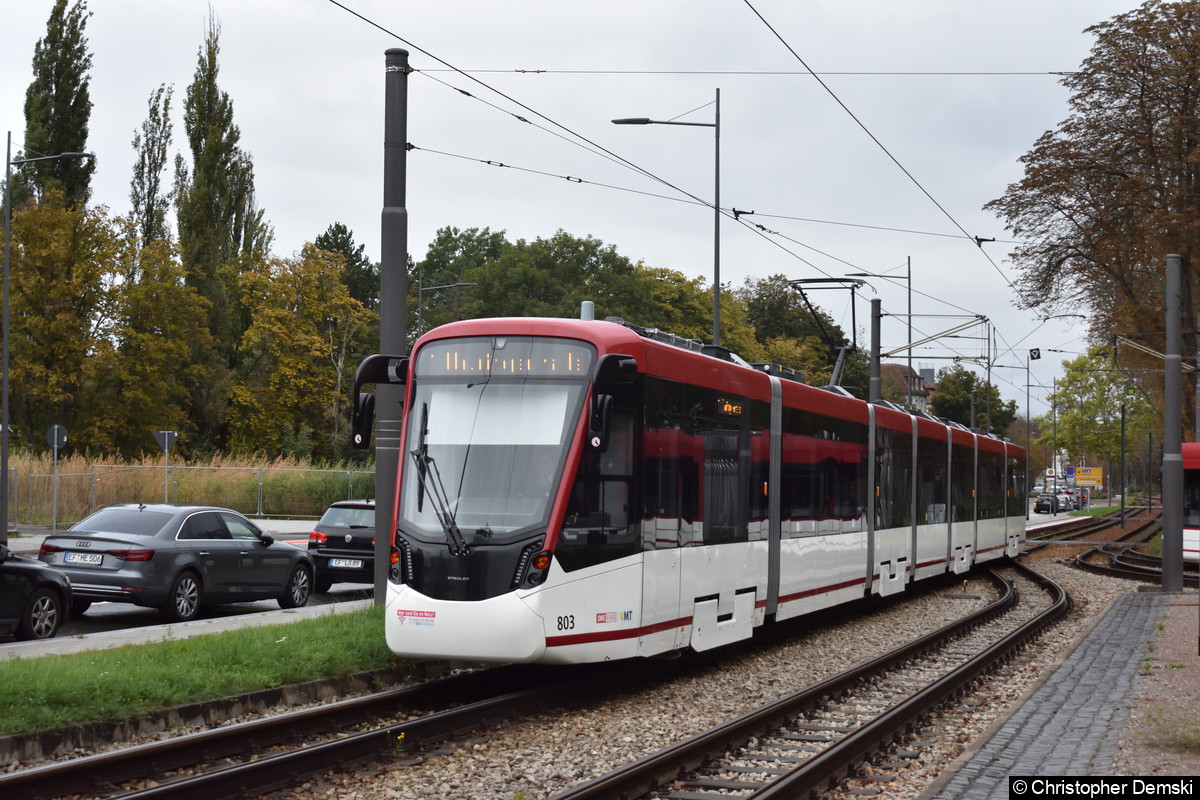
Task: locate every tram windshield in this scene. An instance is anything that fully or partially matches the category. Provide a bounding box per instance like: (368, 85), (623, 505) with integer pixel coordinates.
(399, 336), (594, 546)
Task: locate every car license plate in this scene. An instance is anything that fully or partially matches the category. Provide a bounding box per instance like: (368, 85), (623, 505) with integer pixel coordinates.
(65, 551), (103, 565)
(329, 558), (363, 569)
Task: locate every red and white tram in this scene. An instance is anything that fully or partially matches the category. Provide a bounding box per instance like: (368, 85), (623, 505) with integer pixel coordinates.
(355, 317), (1027, 664)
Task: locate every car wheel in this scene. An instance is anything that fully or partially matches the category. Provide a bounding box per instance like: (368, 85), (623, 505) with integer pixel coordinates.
(162, 571), (202, 622)
(314, 575), (333, 594)
(279, 564), (312, 609)
(71, 599), (92, 616)
(18, 587), (63, 640)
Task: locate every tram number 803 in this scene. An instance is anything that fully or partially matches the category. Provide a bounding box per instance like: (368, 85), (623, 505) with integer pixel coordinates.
(557, 615), (575, 631)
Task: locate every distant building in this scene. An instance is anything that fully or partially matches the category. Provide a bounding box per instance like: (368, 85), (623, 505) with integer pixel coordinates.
(880, 362), (934, 413)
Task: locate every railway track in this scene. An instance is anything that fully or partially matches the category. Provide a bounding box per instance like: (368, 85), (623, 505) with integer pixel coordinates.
(1025, 506), (1159, 550)
(1063, 508), (1200, 587)
(2, 563), (1066, 800)
(1077, 543), (1199, 587)
(551, 561), (1068, 800)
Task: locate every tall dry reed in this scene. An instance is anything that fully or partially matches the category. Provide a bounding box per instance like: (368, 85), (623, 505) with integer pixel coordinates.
(7, 452), (375, 527)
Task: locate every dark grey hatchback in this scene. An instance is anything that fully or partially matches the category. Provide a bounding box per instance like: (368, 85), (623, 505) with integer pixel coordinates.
(0, 543), (71, 640)
(308, 500), (375, 592)
(38, 504), (314, 621)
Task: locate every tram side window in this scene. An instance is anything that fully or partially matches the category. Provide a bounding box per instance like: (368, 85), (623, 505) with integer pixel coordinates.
(978, 450), (1005, 519)
(556, 410), (639, 572)
(917, 437), (948, 525)
(779, 407), (867, 529)
(829, 457), (864, 520)
(1008, 454), (1026, 517)
(875, 427), (913, 529)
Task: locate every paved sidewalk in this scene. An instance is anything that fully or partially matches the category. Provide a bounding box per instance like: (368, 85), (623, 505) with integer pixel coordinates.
(922, 591), (1166, 799)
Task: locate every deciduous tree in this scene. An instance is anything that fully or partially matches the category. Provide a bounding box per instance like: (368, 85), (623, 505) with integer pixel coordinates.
(7, 191), (113, 447)
(931, 365), (1017, 433)
(230, 246), (374, 457)
(986, 0), (1200, 433)
(75, 224), (211, 456)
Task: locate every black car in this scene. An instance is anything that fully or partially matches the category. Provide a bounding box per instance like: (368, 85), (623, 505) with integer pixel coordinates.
(0, 542), (71, 640)
(309, 500), (375, 593)
(1033, 493), (1060, 514)
(38, 504), (314, 622)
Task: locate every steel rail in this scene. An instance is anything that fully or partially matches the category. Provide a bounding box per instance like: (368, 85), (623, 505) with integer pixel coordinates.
(551, 567), (1034, 800)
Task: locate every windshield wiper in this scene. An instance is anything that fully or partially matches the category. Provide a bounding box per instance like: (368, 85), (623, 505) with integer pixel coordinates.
(411, 450), (470, 556)
(410, 403), (470, 556)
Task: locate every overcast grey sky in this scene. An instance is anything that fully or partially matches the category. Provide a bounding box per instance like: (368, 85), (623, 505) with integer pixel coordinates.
(2, 0), (1142, 416)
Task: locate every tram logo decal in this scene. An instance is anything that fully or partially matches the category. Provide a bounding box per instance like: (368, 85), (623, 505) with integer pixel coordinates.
(595, 610), (633, 624)
(397, 609), (436, 626)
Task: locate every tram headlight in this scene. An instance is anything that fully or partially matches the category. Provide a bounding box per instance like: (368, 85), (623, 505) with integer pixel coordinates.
(512, 542), (552, 590)
(521, 550), (552, 588)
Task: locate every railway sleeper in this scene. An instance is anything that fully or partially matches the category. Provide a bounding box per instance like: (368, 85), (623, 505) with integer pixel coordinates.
(708, 763), (791, 776)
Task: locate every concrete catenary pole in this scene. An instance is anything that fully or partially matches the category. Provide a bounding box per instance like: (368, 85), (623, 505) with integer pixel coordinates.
(374, 49), (410, 605)
(869, 298), (881, 403)
(1162, 253), (1184, 593)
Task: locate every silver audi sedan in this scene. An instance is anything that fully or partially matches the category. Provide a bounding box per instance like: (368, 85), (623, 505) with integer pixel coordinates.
(38, 504), (314, 622)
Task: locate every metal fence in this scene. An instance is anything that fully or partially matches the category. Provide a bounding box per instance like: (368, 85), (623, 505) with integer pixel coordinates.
(6, 464), (376, 529)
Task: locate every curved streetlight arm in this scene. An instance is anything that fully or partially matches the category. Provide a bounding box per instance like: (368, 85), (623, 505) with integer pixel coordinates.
(611, 90), (721, 346)
(612, 117), (713, 129)
(11, 151), (93, 166)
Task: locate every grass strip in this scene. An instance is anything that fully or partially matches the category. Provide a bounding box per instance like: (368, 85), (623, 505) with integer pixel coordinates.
(0, 605), (395, 736)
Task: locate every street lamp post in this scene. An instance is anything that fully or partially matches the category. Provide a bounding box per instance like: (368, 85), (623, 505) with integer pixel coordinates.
(613, 88), (720, 346)
(848, 257), (912, 407)
(416, 274), (476, 337)
(2, 132), (93, 544)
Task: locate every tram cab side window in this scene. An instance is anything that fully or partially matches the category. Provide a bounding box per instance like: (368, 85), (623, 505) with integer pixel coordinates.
(556, 409), (639, 572)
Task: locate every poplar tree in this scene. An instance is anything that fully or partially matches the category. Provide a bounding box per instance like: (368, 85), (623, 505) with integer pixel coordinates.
(19, 0), (95, 208)
(175, 12), (243, 356)
(173, 11), (272, 446)
(129, 84), (174, 245)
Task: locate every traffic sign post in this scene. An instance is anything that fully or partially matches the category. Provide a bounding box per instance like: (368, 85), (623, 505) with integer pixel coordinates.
(47, 425), (66, 531)
(154, 430), (177, 503)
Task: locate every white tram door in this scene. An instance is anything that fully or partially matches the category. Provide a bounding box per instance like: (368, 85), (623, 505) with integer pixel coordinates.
(1006, 448), (1024, 558)
(638, 432), (687, 656)
(684, 429), (759, 652)
(949, 437), (976, 574)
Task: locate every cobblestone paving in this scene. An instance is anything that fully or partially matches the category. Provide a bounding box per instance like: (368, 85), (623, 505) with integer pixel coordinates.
(925, 591), (1166, 800)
